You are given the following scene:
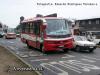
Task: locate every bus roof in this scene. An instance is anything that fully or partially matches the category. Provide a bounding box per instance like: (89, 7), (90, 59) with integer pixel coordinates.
(21, 17), (66, 23)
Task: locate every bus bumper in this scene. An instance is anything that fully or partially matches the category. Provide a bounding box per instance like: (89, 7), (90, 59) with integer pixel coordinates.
(43, 41), (73, 51)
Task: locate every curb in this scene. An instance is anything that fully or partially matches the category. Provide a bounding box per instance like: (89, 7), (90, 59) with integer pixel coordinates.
(0, 44), (42, 75)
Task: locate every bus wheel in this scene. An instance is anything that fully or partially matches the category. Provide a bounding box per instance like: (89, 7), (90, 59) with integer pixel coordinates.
(63, 49), (69, 53)
(42, 46), (47, 54)
(26, 41), (32, 49)
(40, 44), (47, 54)
(89, 49), (94, 53)
(42, 47), (47, 54)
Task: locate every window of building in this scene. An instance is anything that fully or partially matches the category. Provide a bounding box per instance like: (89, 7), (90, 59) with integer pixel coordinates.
(96, 20), (99, 24)
(88, 20), (91, 24)
(81, 21), (85, 25)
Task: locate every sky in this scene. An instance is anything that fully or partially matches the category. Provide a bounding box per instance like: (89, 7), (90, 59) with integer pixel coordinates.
(0, 0), (100, 28)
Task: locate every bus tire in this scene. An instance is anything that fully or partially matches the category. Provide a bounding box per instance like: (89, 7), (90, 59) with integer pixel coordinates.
(26, 41), (32, 49)
(42, 47), (47, 54)
(40, 44), (47, 54)
(89, 49), (94, 53)
(40, 43), (43, 51)
(63, 49), (69, 53)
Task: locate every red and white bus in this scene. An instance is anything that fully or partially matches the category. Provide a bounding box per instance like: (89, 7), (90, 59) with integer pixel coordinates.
(20, 17), (74, 53)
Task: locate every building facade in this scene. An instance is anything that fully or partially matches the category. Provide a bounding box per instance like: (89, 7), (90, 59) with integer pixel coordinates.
(75, 18), (100, 32)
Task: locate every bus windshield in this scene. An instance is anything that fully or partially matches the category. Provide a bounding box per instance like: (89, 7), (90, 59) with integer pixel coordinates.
(46, 19), (71, 36)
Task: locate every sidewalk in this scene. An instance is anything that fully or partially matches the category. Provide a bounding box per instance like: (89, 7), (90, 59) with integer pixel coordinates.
(0, 46), (38, 75)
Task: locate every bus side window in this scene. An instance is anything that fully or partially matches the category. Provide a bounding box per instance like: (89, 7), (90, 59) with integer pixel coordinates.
(34, 20), (42, 35)
(24, 23), (26, 33)
(25, 23), (30, 33)
(28, 23), (30, 32)
(30, 22), (34, 34)
(24, 23), (27, 33)
(22, 23), (25, 33)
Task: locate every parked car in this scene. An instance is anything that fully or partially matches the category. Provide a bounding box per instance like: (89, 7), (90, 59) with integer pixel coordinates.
(73, 35), (96, 52)
(5, 32), (16, 39)
(0, 32), (5, 38)
(16, 33), (20, 37)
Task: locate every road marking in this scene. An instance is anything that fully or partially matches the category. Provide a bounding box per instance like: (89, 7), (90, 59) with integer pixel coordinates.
(15, 47), (19, 50)
(29, 54), (40, 57)
(29, 51), (42, 57)
(83, 56), (100, 60)
(62, 54), (75, 58)
(16, 52), (20, 54)
(19, 53), (29, 58)
(8, 46), (42, 57)
(31, 59), (49, 62)
(64, 54), (75, 57)
(65, 60), (100, 71)
(8, 46), (15, 50)
(8, 46), (29, 58)
(81, 58), (96, 63)
(7, 41), (14, 44)
(41, 63), (69, 75)
(50, 61), (81, 73)
(42, 60), (100, 75)
(59, 60), (90, 72)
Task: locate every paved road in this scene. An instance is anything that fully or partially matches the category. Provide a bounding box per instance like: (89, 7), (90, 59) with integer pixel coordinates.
(0, 38), (100, 75)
